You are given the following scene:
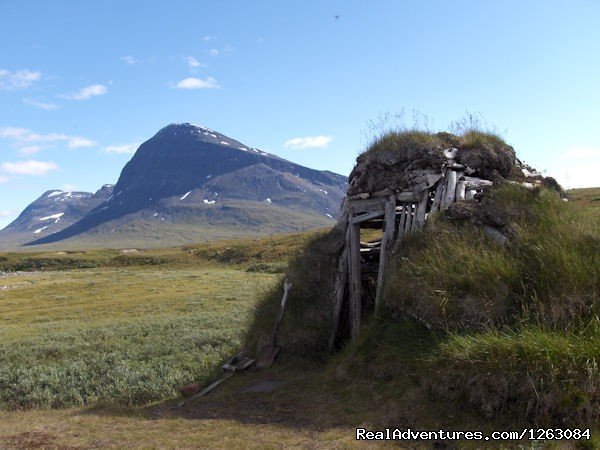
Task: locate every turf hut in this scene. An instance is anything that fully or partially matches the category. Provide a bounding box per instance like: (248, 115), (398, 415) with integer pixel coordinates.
(329, 131), (554, 349)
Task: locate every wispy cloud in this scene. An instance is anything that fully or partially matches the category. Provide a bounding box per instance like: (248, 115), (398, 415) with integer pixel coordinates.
(173, 77), (220, 90)
(0, 69), (41, 90)
(61, 183), (79, 191)
(120, 55), (139, 65)
(0, 176), (9, 184)
(186, 56), (205, 69)
(22, 98), (59, 110)
(104, 142), (140, 154)
(61, 84), (108, 100)
(209, 49), (219, 57)
(284, 136), (333, 149)
(222, 44), (234, 53)
(1, 160), (58, 176)
(17, 145), (42, 155)
(202, 35), (213, 42)
(0, 126), (96, 150)
(0, 209), (17, 220)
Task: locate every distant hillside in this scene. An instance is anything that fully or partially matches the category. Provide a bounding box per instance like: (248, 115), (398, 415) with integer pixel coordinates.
(1, 123), (347, 250)
(0, 185), (113, 248)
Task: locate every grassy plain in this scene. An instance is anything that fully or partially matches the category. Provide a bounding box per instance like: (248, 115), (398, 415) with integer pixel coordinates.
(0, 190), (599, 448)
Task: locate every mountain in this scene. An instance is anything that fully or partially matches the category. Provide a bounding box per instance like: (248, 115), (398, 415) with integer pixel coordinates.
(11, 123), (346, 249)
(0, 185), (113, 247)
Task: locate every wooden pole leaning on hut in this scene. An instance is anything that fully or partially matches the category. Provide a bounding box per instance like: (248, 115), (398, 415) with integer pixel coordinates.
(374, 195), (397, 310)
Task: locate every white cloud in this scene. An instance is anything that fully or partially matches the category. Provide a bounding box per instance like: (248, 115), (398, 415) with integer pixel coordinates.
(22, 98), (59, 110)
(209, 49), (219, 56)
(284, 136), (333, 149)
(223, 44), (234, 53)
(0, 69), (41, 90)
(61, 84), (108, 100)
(0, 209), (17, 218)
(18, 145), (42, 155)
(0, 176), (9, 184)
(104, 142), (140, 154)
(186, 56), (205, 69)
(61, 183), (79, 191)
(0, 126), (96, 150)
(120, 56), (139, 64)
(173, 77), (220, 90)
(66, 137), (95, 148)
(202, 35), (213, 41)
(1, 160), (58, 176)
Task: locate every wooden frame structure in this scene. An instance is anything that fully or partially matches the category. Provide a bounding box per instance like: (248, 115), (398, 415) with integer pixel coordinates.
(328, 148), (495, 350)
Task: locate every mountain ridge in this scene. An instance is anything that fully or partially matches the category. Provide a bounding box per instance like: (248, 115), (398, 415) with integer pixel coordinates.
(1, 123), (346, 249)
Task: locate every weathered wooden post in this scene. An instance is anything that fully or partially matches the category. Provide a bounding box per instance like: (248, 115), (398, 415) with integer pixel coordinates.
(374, 195), (397, 309)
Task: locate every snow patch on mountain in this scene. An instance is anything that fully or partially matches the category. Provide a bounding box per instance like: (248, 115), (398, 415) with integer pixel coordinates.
(33, 226), (49, 234)
(40, 212), (65, 223)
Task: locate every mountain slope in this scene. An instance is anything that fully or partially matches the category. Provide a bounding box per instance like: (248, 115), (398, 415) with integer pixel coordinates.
(0, 185), (113, 248)
(23, 123), (346, 248)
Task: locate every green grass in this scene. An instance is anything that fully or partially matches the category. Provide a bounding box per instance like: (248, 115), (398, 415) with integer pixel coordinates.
(430, 324), (600, 426)
(0, 265), (279, 409)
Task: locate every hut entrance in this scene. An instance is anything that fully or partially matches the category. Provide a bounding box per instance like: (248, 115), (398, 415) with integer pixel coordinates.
(329, 191), (426, 351)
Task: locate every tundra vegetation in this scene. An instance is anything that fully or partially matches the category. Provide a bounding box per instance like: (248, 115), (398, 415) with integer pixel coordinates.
(0, 141), (599, 447)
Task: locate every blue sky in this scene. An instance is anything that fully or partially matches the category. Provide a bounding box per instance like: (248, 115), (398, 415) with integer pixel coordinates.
(1, 0), (599, 228)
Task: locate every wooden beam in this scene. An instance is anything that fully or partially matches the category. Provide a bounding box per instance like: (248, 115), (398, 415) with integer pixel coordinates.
(442, 170), (458, 210)
(350, 209), (384, 225)
(349, 197), (387, 214)
(414, 191), (429, 229)
(397, 190), (419, 202)
(463, 176), (493, 189)
(430, 176), (445, 213)
(348, 222), (362, 341)
(404, 203), (413, 233)
(375, 196), (396, 309)
(398, 204), (408, 238)
(456, 180), (467, 201)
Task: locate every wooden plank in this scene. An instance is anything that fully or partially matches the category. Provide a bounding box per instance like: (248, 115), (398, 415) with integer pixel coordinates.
(442, 170), (458, 210)
(349, 197), (387, 214)
(328, 224), (349, 352)
(375, 196), (396, 309)
(463, 176), (493, 189)
(456, 180), (467, 201)
(398, 204), (407, 238)
(350, 209), (384, 225)
(348, 223), (362, 341)
(430, 182), (444, 213)
(414, 191), (429, 229)
(404, 203), (413, 233)
(397, 191), (419, 202)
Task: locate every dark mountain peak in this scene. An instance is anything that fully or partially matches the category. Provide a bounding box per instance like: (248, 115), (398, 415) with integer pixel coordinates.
(150, 122), (247, 150)
(23, 123), (347, 247)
